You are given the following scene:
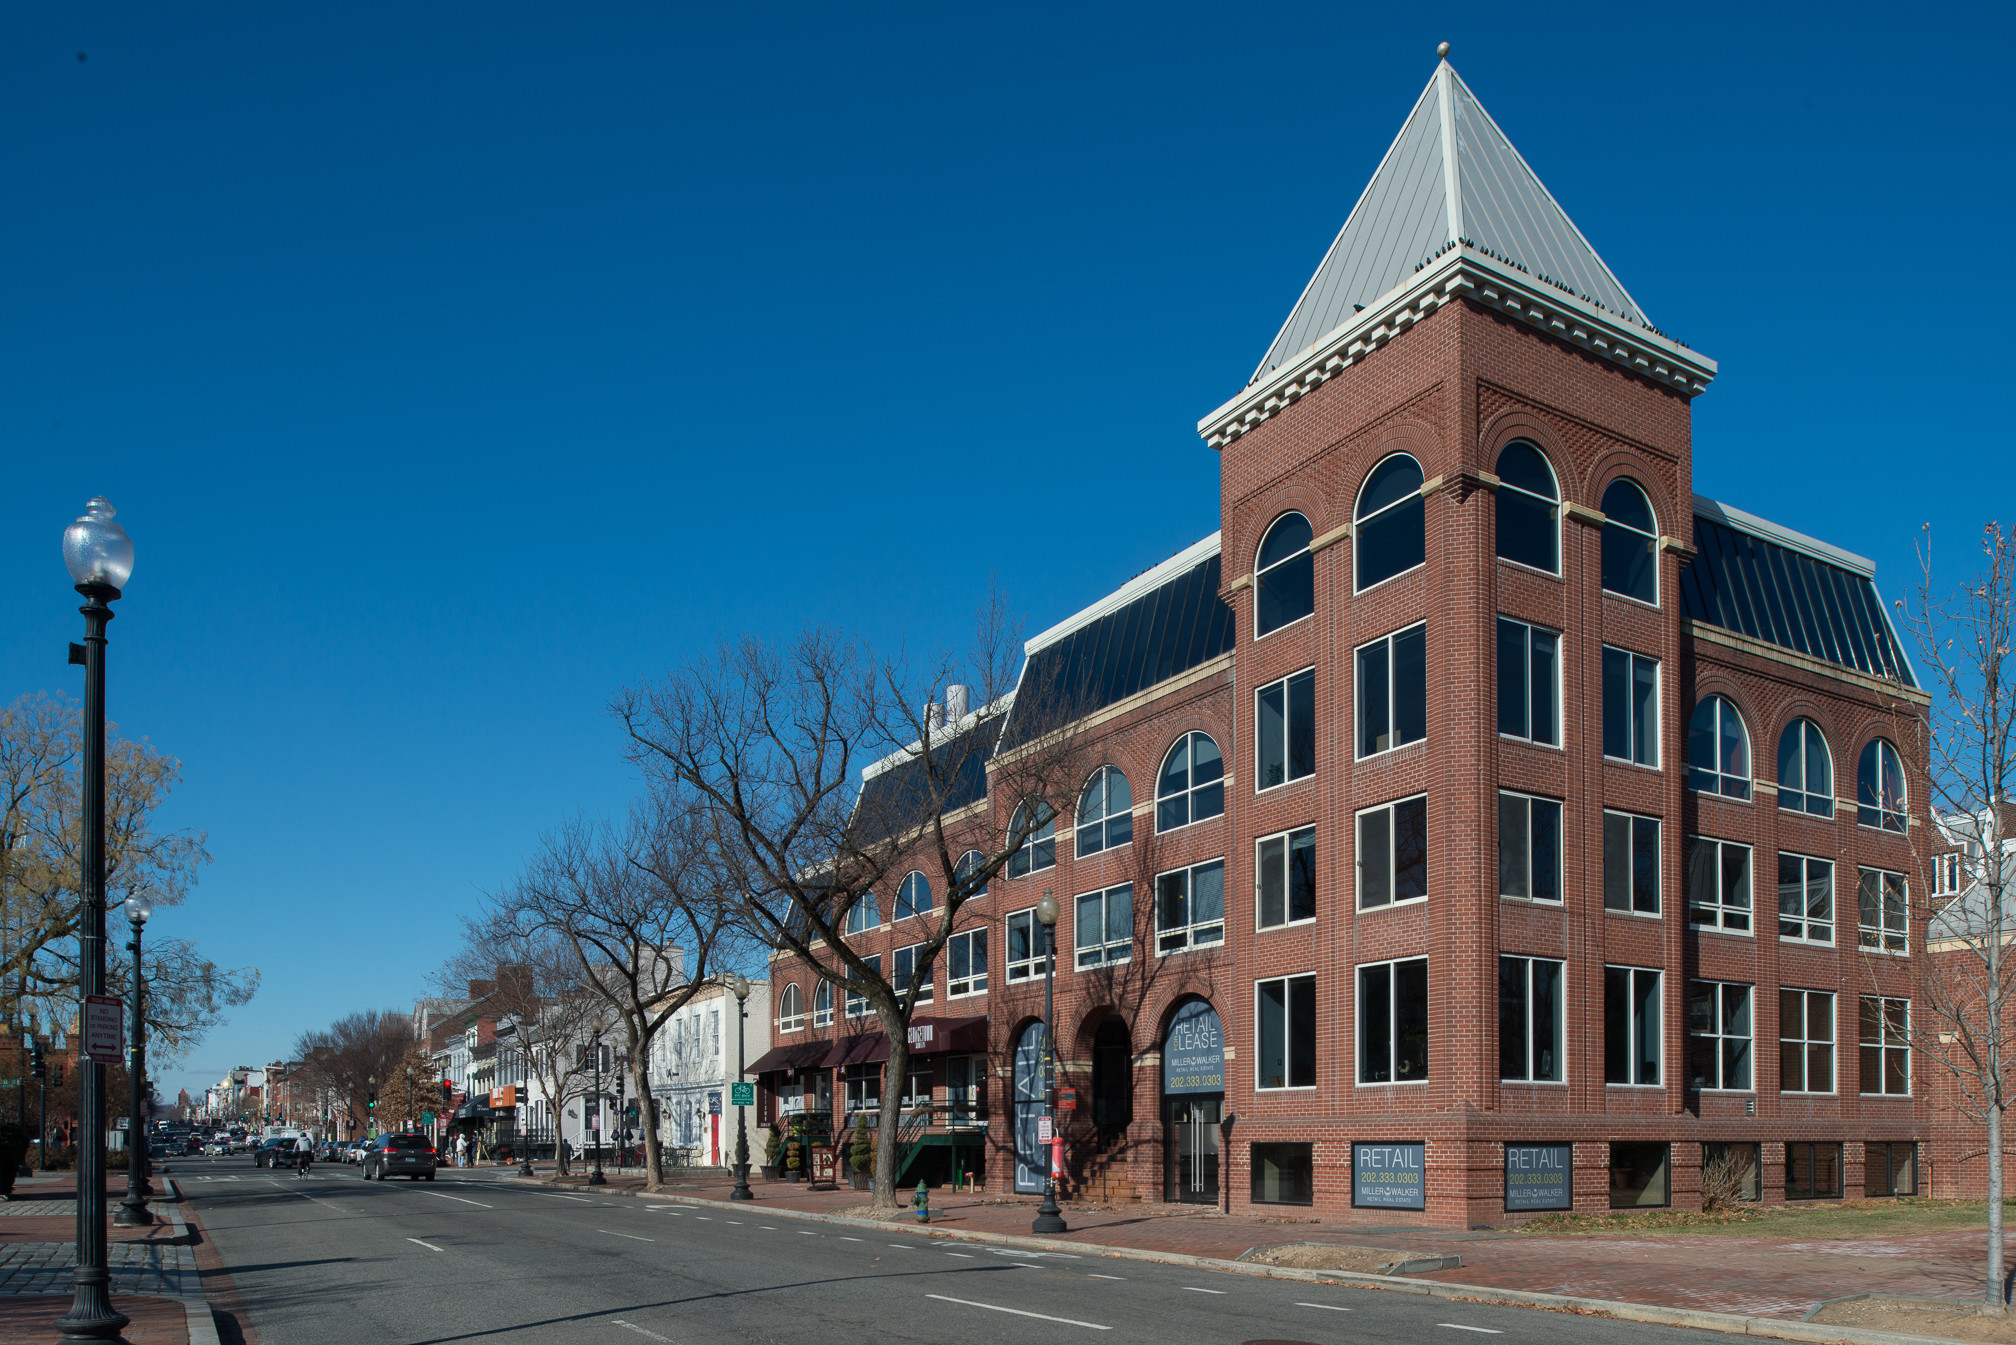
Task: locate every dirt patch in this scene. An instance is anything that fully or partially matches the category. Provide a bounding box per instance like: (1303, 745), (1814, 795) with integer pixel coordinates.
(1242, 1242), (1444, 1274)
(1808, 1295), (2016, 1342)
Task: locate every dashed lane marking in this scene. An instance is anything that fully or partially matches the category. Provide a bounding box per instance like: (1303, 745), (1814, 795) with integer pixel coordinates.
(1438, 1326), (1503, 1334)
(1298, 1303), (1353, 1311)
(944, 1253), (974, 1259)
(407, 1238), (445, 1252)
(1087, 1274), (1125, 1280)
(925, 1295), (1110, 1330)
(544, 1194), (595, 1203)
(1182, 1287), (1226, 1295)
(420, 1190), (493, 1208)
(612, 1322), (674, 1342)
(600, 1229), (655, 1242)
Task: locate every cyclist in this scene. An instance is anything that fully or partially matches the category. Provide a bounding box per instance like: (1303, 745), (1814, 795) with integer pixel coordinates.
(293, 1134), (313, 1178)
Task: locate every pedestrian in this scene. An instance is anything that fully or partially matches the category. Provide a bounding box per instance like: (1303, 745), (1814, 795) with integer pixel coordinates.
(455, 1133), (468, 1168)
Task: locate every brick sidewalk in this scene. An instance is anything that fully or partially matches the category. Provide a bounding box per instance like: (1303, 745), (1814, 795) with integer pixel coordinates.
(503, 1165), (2002, 1320)
(0, 1294), (189, 1344)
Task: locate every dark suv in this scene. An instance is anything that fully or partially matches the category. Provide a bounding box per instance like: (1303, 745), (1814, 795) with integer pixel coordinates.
(362, 1133), (438, 1181)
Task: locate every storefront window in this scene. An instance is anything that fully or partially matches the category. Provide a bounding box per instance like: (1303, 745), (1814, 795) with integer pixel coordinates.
(1609, 1141), (1669, 1208)
(1250, 1142), (1314, 1205)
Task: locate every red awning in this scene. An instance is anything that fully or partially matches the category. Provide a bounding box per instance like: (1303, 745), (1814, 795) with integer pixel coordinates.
(816, 1015), (988, 1069)
(746, 1042), (831, 1076)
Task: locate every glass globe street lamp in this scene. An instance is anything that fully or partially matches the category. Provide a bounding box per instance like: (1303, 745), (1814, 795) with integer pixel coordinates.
(727, 974), (754, 1201)
(56, 497), (135, 1341)
(114, 896), (154, 1228)
(1031, 889), (1067, 1235)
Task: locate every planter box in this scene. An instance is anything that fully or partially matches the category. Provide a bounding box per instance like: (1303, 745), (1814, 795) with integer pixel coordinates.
(760, 1164), (779, 1180)
(849, 1168), (870, 1191)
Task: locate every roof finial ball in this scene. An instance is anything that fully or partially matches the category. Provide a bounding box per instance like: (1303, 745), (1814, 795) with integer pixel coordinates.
(1437, 41), (1450, 59)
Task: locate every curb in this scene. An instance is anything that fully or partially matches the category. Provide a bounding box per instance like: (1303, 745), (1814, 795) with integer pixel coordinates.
(585, 1184), (1965, 1345)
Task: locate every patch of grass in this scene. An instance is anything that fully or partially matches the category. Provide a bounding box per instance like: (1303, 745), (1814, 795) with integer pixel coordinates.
(1516, 1198), (2016, 1239)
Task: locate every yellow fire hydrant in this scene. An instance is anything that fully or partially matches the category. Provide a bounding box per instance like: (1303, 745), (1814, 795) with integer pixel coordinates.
(914, 1180), (931, 1224)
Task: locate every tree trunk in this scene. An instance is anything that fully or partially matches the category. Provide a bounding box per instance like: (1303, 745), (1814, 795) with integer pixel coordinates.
(1991, 1104), (2006, 1311)
(633, 1038), (664, 1191)
(873, 1020), (909, 1212)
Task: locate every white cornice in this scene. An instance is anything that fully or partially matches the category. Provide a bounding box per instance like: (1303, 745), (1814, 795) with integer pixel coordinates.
(1198, 245), (1718, 451)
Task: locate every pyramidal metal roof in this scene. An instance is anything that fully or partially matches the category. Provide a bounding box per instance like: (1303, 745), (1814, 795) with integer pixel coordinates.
(1254, 60), (1647, 382)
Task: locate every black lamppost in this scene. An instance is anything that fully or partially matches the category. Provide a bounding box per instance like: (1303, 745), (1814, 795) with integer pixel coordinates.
(1031, 889), (1067, 1235)
(587, 1033), (606, 1186)
(516, 1018), (537, 1178)
(727, 974), (753, 1201)
(404, 1067), (414, 1132)
(114, 896), (153, 1227)
(56, 496), (135, 1340)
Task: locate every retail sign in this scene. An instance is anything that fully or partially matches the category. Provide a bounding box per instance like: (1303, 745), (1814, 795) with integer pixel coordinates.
(707, 1092), (722, 1116)
(1352, 1142), (1426, 1210)
(83, 994), (124, 1065)
(489, 1085), (518, 1108)
(730, 1082), (755, 1107)
(809, 1144), (836, 1187)
(1163, 1001), (1224, 1095)
(907, 1023), (935, 1049)
(1503, 1143), (1573, 1212)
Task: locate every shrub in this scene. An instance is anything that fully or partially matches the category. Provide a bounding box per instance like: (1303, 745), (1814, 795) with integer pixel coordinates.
(1702, 1150), (1757, 1213)
(763, 1124), (782, 1168)
(848, 1120), (873, 1175)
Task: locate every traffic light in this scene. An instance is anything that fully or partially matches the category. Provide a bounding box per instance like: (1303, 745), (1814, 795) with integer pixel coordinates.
(30, 1043), (45, 1082)
(367, 1089), (377, 1113)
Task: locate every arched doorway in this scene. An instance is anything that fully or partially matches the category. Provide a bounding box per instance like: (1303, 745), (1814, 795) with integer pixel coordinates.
(1161, 1000), (1224, 1205)
(1012, 1022), (1047, 1194)
(1091, 1018), (1132, 1133)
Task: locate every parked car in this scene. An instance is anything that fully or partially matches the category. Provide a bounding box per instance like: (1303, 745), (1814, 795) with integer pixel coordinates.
(202, 1139), (229, 1155)
(315, 1140), (342, 1163)
(184, 1137), (205, 1156)
(343, 1140), (370, 1164)
(253, 1138), (293, 1168)
(361, 1133), (437, 1182)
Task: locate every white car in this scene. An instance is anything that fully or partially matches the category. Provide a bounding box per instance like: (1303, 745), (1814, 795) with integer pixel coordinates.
(202, 1139), (229, 1155)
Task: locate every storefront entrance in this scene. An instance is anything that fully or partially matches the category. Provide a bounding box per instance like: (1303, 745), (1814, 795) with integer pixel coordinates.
(1164, 1095), (1220, 1204)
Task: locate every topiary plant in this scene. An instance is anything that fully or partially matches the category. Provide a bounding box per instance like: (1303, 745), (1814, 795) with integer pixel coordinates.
(763, 1123), (782, 1168)
(848, 1119), (873, 1174)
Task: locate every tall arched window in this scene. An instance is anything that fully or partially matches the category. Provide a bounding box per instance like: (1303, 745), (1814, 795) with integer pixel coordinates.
(1687, 696), (1751, 799)
(896, 871), (934, 920)
(1076, 765), (1134, 857)
(845, 890), (880, 934)
(1255, 512), (1314, 636)
(1858, 739), (1906, 832)
(1778, 719), (1834, 818)
(778, 983), (804, 1032)
(1156, 731), (1224, 832)
(1006, 800), (1056, 878)
(1354, 454), (1425, 592)
(1495, 441), (1559, 574)
(1601, 478), (1658, 604)
(812, 980), (833, 1028)
(954, 848), (987, 899)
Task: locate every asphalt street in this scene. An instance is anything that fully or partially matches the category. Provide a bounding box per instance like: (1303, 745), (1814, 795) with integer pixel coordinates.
(173, 1154), (1734, 1345)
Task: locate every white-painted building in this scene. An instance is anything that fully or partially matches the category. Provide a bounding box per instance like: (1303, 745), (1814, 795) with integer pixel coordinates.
(649, 981), (770, 1168)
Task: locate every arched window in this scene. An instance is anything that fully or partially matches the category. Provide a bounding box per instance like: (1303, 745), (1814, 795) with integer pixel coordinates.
(954, 848), (987, 899)
(895, 871), (933, 920)
(1601, 478), (1658, 604)
(1155, 731), (1225, 832)
(1778, 719), (1834, 818)
(1076, 766), (1134, 857)
(1255, 511), (1314, 636)
(1006, 800), (1056, 878)
(1354, 454), (1426, 592)
(1858, 739), (1906, 832)
(812, 980), (833, 1028)
(778, 983), (804, 1032)
(1495, 441), (1559, 574)
(1687, 696), (1751, 799)
(845, 890), (880, 935)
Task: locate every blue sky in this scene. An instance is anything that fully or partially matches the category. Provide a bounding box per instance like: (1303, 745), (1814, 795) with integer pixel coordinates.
(2, 3), (2009, 1106)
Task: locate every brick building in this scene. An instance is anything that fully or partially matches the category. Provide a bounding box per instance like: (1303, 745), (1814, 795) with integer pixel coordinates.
(753, 55), (1933, 1225)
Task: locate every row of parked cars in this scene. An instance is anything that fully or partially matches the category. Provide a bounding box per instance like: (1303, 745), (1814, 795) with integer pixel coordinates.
(246, 1134), (440, 1180)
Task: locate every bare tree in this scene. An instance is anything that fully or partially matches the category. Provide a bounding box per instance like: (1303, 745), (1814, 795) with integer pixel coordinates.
(1891, 522), (2016, 1311)
(613, 595), (1091, 1212)
(487, 801), (747, 1190)
(291, 1010), (418, 1139)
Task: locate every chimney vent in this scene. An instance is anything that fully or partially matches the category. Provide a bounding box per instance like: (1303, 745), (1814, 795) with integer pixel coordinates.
(945, 684), (970, 722)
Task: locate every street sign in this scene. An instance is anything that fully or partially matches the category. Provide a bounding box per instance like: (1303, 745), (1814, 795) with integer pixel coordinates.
(83, 994), (124, 1065)
(421, 1111), (435, 1125)
(1037, 1116), (1053, 1144)
(730, 1082), (754, 1107)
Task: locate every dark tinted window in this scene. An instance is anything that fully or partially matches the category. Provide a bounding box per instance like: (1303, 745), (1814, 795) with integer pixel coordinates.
(1777, 719), (1834, 817)
(1495, 441), (1559, 573)
(388, 1134), (429, 1150)
(1354, 455), (1425, 591)
(1601, 479), (1658, 603)
(1255, 512), (1315, 636)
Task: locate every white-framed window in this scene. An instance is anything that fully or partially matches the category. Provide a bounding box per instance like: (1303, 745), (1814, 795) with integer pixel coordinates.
(1356, 624), (1427, 758)
(1155, 731), (1225, 832)
(1256, 825), (1316, 929)
(845, 954), (880, 1019)
(1858, 867), (1908, 954)
(954, 848), (988, 900)
(901, 1061), (932, 1108)
(1495, 440), (1561, 575)
(1255, 511), (1315, 636)
(1074, 883), (1133, 970)
(1357, 796), (1427, 910)
(1353, 453), (1426, 593)
(1603, 965), (1661, 1086)
(1256, 973), (1316, 1089)
(1600, 477), (1659, 605)
(1686, 980), (1753, 1092)
(1004, 908), (1042, 983)
(1603, 810), (1661, 915)
(1358, 957), (1428, 1083)
(1499, 955), (1564, 1083)
(1686, 836), (1754, 934)
(1775, 852), (1832, 944)
(1859, 997), (1911, 1096)
(1154, 859), (1225, 955)
(1257, 668), (1316, 790)
(893, 944), (934, 1006)
(946, 928), (988, 998)
(1687, 696), (1752, 800)
(844, 1063), (880, 1116)
(1075, 766), (1134, 857)
(845, 891), (880, 935)
(895, 870), (934, 920)
(1777, 718), (1834, 817)
(1933, 853), (1962, 896)
(777, 983), (804, 1033)
(1499, 792), (1562, 903)
(812, 981), (833, 1028)
(1779, 989), (1834, 1094)
(1007, 800), (1056, 877)
(1496, 616), (1560, 746)
(1857, 739), (1907, 832)
(1602, 647), (1660, 767)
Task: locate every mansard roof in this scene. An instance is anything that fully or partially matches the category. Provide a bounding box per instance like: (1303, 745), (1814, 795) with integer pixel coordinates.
(1681, 496), (1917, 688)
(1255, 59), (1646, 383)
(854, 710), (1002, 842)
